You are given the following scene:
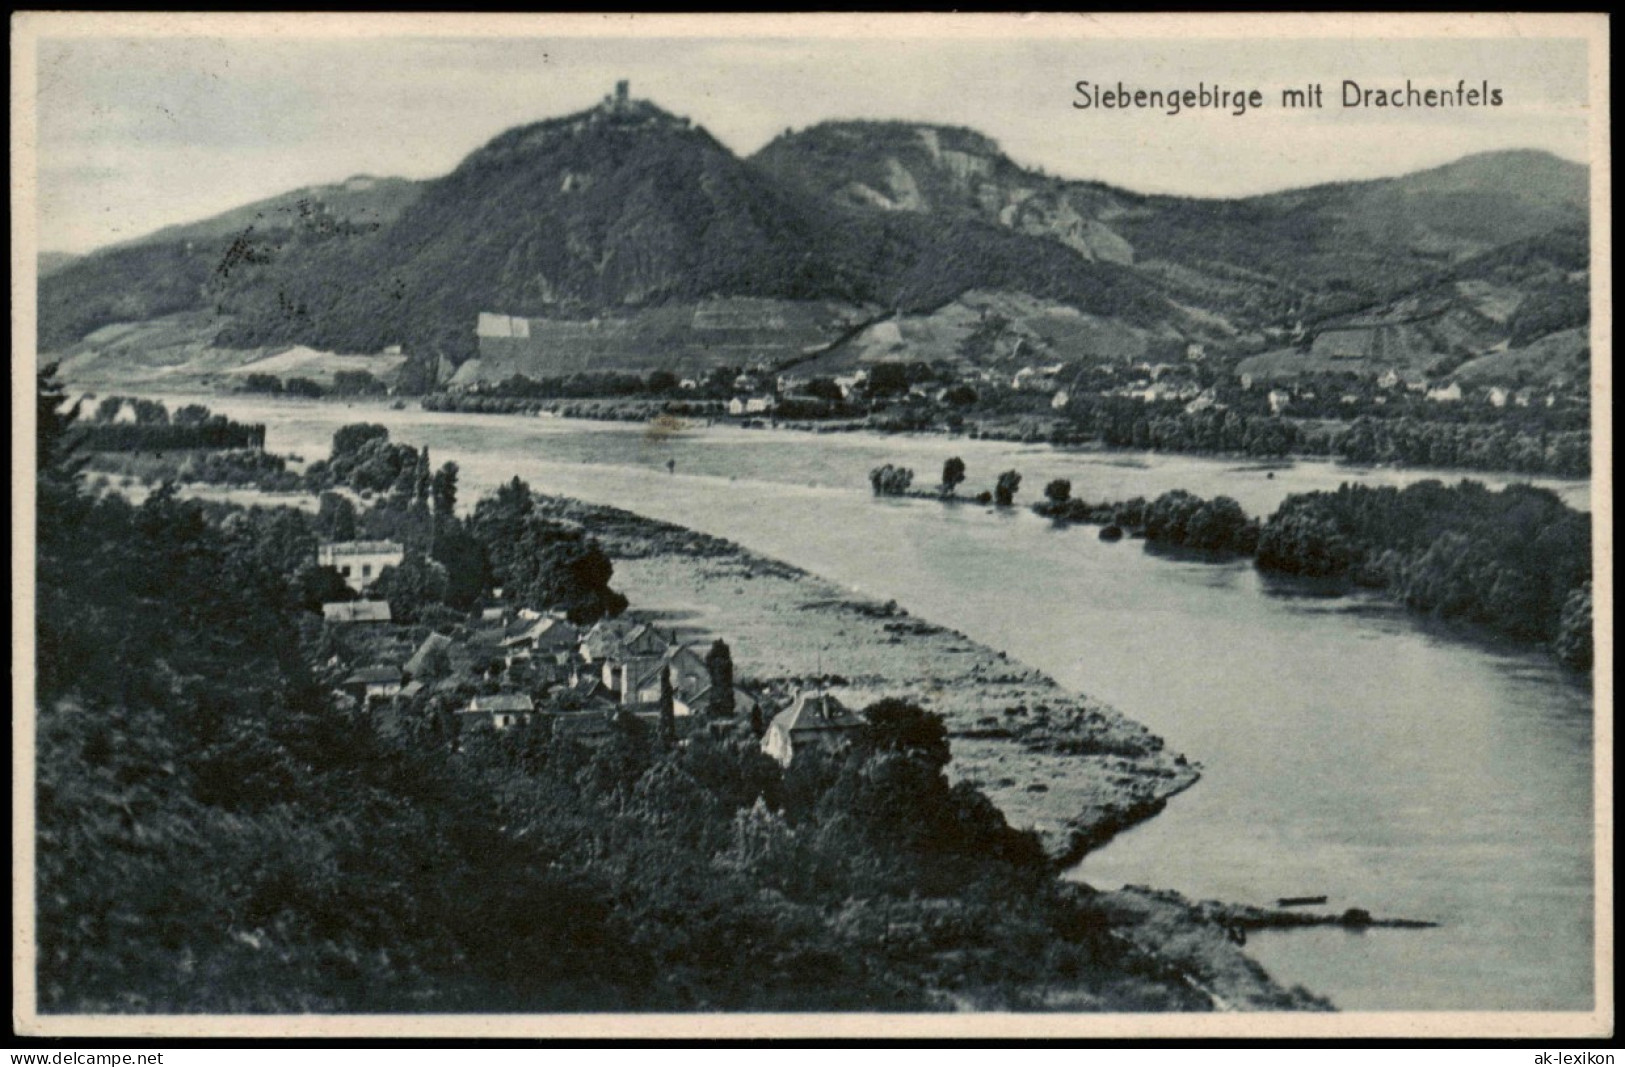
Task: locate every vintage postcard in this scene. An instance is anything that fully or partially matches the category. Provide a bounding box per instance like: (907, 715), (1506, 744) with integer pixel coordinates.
(11, 12), (1611, 1040)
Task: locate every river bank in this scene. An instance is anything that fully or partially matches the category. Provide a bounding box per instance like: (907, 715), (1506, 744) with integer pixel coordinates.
(413, 390), (1589, 481)
(530, 493), (1201, 868)
(529, 496), (1347, 1010)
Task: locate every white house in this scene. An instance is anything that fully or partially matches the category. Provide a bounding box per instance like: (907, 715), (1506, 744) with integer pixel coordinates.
(1184, 388), (1219, 415)
(833, 371), (868, 398)
(1486, 386), (1510, 408)
(729, 395), (776, 415)
(1267, 389), (1292, 415)
(761, 691), (865, 767)
(1425, 382), (1463, 404)
(321, 600), (393, 625)
(462, 693), (535, 731)
(318, 540), (405, 592)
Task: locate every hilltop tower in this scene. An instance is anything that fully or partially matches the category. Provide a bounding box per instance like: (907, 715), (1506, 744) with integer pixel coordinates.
(602, 80), (632, 114)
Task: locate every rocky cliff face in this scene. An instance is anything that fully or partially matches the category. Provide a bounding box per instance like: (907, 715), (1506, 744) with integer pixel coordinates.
(753, 121), (1143, 264)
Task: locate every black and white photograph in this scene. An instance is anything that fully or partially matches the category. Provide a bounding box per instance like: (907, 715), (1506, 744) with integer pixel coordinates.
(11, 12), (1611, 1040)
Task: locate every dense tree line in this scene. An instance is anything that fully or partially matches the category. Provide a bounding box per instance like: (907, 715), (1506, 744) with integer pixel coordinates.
(1299, 417), (1589, 477)
(1036, 490), (1256, 555)
(244, 373), (326, 397)
(88, 449), (300, 492)
(1025, 473), (1592, 664)
(81, 398), (268, 454)
(35, 366), (1203, 1012)
(421, 393), (725, 421)
(1256, 480), (1591, 658)
(1055, 398), (1588, 477)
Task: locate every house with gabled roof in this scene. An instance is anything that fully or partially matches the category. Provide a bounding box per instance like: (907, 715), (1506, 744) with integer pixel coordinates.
(564, 674), (617, 709)
(686, 683), (763, 722)
(579, 616), (639, 663)
(322, 600), (393, 625)
(622, 622), (676, 657)
(342, 665), (403, 704)
(762, 691), (865, 766)
(618, 644), (711, 713)
(404, 632), (454, 680)
(460, 692), (535, 731)
(502, 614), (581, 675)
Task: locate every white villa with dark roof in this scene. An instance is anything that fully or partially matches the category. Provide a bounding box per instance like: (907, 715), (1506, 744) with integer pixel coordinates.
(318, 540), (405, 592)
(762, 691), (865, 766)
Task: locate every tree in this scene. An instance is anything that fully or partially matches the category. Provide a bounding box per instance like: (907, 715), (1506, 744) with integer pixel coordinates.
(868, 464), (914, 496)
(658, 666), (677, 749)
(413, 447), (432, 506)
(37, 363), (90, 549)
(941, 457), (966, 496)
(94, 396), (125, 423)
(243, 373), (284, 394)
(646, 370), (679, 393)
(704, 640), (736, 717)
(331, 370), (386, 396)
(1554, 582), (1593, 671)
(290, 563), (355, 612)
(316, 492), (359, 542)
(1044, 478), (1071, 505)
(371, 555), (450, 624)
(419, 642), (453, 682)
(332, 423), (390, 459)
(860, 698), (951, 771)
(172, 404), (211, 427)
(866, 363), (910, 396)
(994, 470), (1022, 507)
(431, 461), (459, 517)
(131, 398), (169, 426)
(804, 378), (844, 402)
(38, 364), (87, 483)
(430, 521), (488, 610)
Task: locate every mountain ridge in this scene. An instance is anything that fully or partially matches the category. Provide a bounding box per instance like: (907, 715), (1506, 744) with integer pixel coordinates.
(38, 89), (1588, 383)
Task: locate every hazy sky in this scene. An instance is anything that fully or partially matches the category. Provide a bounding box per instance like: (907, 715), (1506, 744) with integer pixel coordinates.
(31, 26), (1591, 254)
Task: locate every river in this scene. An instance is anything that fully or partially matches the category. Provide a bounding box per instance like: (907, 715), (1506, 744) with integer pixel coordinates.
(149, 397), (1598, 1012)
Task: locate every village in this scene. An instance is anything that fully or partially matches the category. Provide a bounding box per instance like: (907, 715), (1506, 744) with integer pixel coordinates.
(421, 303), (1589, 431)
(316, 536), (864, 765)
